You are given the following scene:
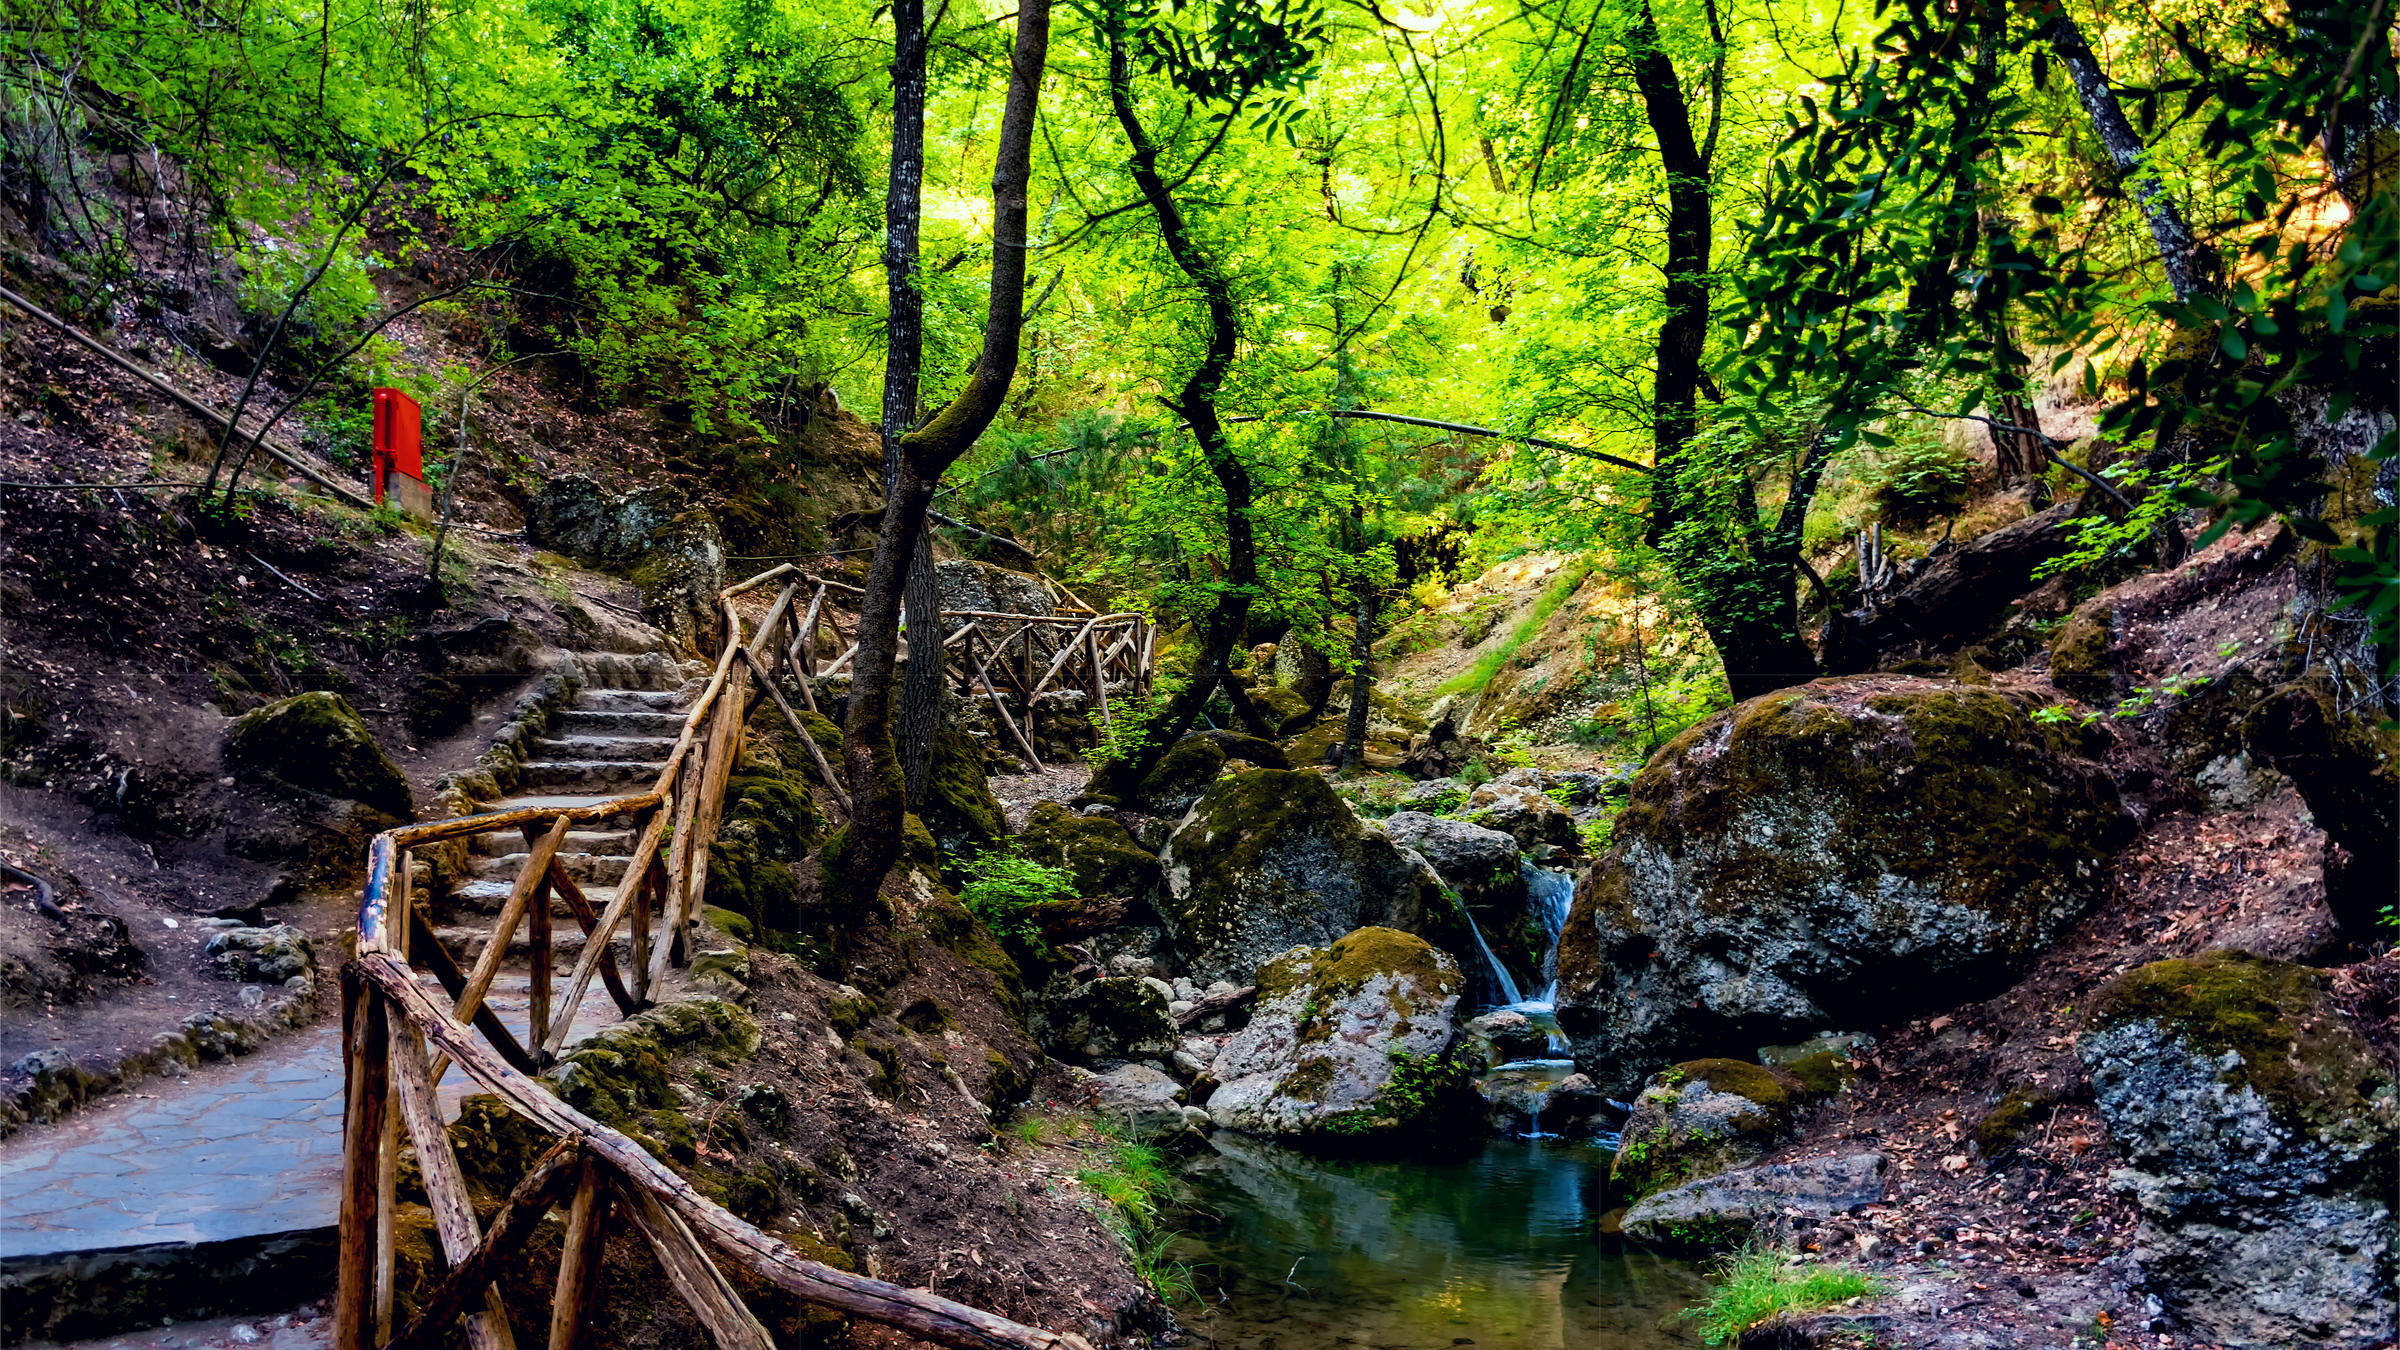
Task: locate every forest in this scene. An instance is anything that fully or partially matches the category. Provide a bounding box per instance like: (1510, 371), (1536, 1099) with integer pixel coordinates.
(0, 0), (2394, 1347)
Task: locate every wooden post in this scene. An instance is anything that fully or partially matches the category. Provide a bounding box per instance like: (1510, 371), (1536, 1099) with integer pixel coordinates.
(616, 1178), (776, 1350)
(737, 646), (851, 813)
(509, 829), (553, 1058)
(391, 1025), (521, 1350)
(436, 813), (571, 1086)
(1085, 627), (1111, 730)
(549, 1162), (611, 1350)
(335, 969), (390, 1350)
(544, 804), (671, 1056)
(632, 853), (658, 1004)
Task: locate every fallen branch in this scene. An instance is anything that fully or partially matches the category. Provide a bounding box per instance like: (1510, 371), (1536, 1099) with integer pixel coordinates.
(1175, 983), (1256, 1029)
(383, 1140), (583, 1350)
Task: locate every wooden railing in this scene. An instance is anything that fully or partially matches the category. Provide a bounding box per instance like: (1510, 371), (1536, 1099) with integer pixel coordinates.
(341, 564), (1092, 1350)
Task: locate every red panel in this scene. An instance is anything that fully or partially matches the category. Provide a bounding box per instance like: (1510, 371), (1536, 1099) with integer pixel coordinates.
(371, 389), (423, 482)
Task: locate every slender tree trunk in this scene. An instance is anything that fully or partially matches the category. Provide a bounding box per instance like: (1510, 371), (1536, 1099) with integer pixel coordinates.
(1338, 584), (1376, 771)
(1631, 0), (1709, 555)
(899, 538), (944, 806)
(1090, 25), (1275, 797)
(826, 0), (1051, 912)
(2038, 7), (2205, 302)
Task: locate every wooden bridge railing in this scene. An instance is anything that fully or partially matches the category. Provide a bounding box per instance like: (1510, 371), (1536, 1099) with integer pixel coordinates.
(343, 563), (1095, 1350)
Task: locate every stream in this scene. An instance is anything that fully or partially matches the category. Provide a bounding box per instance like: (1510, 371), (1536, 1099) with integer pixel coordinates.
(1169, 1134), (1710, 1349)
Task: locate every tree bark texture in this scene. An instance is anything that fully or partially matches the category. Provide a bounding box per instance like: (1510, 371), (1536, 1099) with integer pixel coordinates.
(830, 0), (1051, 911)
(1338, 588), (1375, 770)
(2039, 9), (2205, 302)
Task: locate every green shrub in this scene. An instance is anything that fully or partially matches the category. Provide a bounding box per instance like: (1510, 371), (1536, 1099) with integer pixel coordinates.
(1434, 559), (1592, 699)
(958, 846), (1077, 948)
(1686, 1247), (1881, 1346)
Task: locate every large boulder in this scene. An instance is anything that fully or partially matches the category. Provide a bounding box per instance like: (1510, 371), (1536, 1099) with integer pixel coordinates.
(1036, 976), (1177, 1063)
(1612, 1059), (1821, 1200)
(1555, 677), (2133, 1096)
(524, 475), (683, 569)
(1135, 735), (1225, 817)
(2078, 951), (2398, 1350)
(226, 691), (412, 817)
(1205, 929), (1470, 1145)
(2240, 682), (2400, 937)
(1621, 1153), (1889, 1251)
(1158, 769), (1439, 987)
(1464, 780), (1578, 852)
(1060, 1063), (1196, 1140)
(1381, 811), (1532, 989)
(628, 508), (727, 655)
(934, 559), (1053, 619)
(918, 728), (1006, 867)
(1016, 801), (1160, 902)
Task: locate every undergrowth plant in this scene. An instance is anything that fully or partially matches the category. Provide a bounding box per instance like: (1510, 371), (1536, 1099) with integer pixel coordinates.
(1434, 559), (1593, 699)
(1686, 1246), (1882, 1346)
(958, 846), (1076, 950)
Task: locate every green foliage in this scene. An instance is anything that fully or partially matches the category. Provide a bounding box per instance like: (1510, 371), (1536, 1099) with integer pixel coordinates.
(1686, 1247), (1882, 1346)
(957, 847), (1077, 949)
(2036, 456), (2232, 580)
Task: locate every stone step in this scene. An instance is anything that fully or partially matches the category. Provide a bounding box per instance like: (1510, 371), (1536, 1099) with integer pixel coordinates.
(575, 687), (693, 714)
(468, 827), (634, 858)
(532, 734), (676, 764)
(432, 925), (637, 966)
(556, 707), (688, 737)
(518, 760), (667, 791)
(448, 878), (623, 914)
(470, 850), (633, 886)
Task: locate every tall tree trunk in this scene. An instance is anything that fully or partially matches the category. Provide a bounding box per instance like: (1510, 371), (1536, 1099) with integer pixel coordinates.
(1626, 1), (1819, 702)
(825, 0), (1051, 912)
(1090, 25), (1275, 798)
(1338, 584), (1376, 771)
(2038, 7), (2206, 302)
(899, 538), (943, 807)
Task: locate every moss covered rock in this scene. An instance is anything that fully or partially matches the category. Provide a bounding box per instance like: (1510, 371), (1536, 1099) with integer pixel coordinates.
(1017, 800), (1160, 901)
(227, 691), (413, 817)
(1035, 975), (1176, 1063)
(1251, 685), (1315, 736)
(1136, 734), (1226, 816)
(1610, 1059), (1820, 1200)
(1206, 928), (1471, 1146)
(708, 768), (826, 934)
(629, 508), (728, 656)
(918, 728), (1005, 867)
(1554, 676), (2133, 1096)
(2240, 681), (2400, 936)
(2079, 951), (2397, 1349)
(1159, 769), (1441, 987)
(2046, 602), (2116, 701)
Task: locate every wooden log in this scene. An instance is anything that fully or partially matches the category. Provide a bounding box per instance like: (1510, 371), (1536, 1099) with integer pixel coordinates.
(1174, 983), (1257, 1029)
(737, 647), (851, 814)
(654, 754), (706, 988)
(536, 851), (639, 1017)
(383, 1141), (583, 1350)
(790, 585), (827, 675)
(548, 1162), (611, 1350)
(680, 658), (748, 940)
(377, 1059), (399, 1341)
(406, 905), (538, 1073)
(334, 967), (389, 1350)
(364, 953), (1088, 1350)
(361, 835), (400, 955)
(631, 855), (661, 1006)
(972, 623), (1033, 694)
(436, 813), (571, 1084)
(744, 582), (801, 669)
(615, 1178), (776, 1350)
(546, 804), (671, 1055)
(723, 562), (797, 598)
(819, 640), (860, 678)
(527, 867), (552, 1064)
(391, 1025), (520, 1350)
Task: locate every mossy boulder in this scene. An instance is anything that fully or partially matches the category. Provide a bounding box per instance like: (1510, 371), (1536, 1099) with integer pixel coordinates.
(1251, 684), (1315, 736)
(2240, 681), (2400, 936)
(1159, 769), (1441, 987)
(1194, 729), (1288, 769)
(1611, 1059), (1820, 1200)
(1974, 1085), (2057, 1159)
(1464, 780), (1578, 852)
(1381, 811), (1532, 991)
(2046, 602), (2116, 701)
(918, 728), (1006, 867)
(548, 996), (761, 1158)
(628, 508), (728, 656)
(1554, 676), (2133, 1096)
(2079, 951), (2397, 1349)
(226, 691), (413, 817)
(1206, 928), (1472, 1147)
(708, 768), (826, 934)
(1136, 734), (1225, 817)
(1017, 801), (1160, 901)
(1034, 975), (1176, 1063)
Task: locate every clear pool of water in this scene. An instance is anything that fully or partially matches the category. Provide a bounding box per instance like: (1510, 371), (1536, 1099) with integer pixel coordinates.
(1169, 1133), (1711, 1349)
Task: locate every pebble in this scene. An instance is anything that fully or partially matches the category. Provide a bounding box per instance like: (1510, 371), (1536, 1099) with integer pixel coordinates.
(231, 1324), (260, 1344)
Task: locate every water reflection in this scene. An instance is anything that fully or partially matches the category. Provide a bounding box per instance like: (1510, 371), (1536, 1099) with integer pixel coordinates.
(1170, 1134), (1709, 1349)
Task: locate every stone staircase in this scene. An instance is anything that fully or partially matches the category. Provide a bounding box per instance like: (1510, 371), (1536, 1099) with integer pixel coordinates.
(0, 655), (700, 1344)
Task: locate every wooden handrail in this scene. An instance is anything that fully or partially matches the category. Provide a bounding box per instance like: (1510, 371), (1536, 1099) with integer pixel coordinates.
(341, 563), (1145, 1350)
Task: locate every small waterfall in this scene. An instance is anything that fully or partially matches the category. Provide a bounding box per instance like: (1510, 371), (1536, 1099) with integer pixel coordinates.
(1458, 901), (1525, 1008)
(1522, 861), (1576, 1003)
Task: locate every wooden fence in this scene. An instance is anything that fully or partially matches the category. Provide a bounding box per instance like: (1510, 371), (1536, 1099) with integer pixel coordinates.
(342, 563), (1097, 1350)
